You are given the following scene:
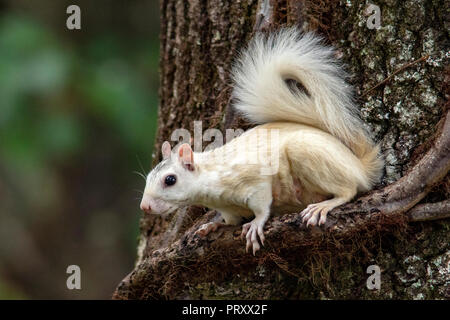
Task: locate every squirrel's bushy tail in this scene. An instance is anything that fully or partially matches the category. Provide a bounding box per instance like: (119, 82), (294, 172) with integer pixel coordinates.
(231, 27), (383, 185)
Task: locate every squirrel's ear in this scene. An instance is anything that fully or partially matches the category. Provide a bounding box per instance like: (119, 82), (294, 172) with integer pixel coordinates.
(178, 143), (194, 171)
(161, 141), (171, 159)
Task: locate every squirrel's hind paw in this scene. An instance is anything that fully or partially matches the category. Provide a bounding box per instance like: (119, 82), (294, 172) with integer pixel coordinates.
(301, 203), (331, 227)
(301, 197), (351, 227)
(195, 222), (224, 237)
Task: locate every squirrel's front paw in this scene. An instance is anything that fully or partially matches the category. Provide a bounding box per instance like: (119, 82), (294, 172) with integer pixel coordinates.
(195, 222), (223, 237)
(240, 219), (266, 255)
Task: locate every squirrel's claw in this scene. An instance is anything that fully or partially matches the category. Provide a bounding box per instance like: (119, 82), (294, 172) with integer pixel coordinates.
(258, 225), (265, 246)
(245, 227), (260, 255)
(242, 219), (266, 255)
(240, 223), (251, 240)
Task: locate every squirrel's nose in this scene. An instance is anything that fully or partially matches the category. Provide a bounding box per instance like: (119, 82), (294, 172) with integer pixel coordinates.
(140, 197), (152, 214)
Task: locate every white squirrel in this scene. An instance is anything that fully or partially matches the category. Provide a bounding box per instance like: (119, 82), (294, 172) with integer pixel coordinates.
(140, 28), (384, 255)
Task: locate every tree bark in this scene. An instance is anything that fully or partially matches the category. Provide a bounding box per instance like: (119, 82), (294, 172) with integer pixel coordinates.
(113, 0), (449, 299)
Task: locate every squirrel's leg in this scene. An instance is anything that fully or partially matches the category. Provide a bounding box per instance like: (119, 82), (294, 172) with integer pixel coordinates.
(301, 190), (355, 227)
(195, 210), (241, 237)
(286, 139), (359, 227)
(240, 184), (272, 255)
(195, 221), (225, 237)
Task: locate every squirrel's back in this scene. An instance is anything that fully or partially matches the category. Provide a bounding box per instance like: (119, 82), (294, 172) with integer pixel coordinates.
(231, 27), (383, 186)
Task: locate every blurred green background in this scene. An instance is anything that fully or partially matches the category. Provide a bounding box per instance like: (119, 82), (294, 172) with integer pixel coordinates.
(0, 0), (160, 299)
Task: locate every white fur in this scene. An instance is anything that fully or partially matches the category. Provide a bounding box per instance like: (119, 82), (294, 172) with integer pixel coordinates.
(232, 27), (371, 158)
(142, 28), (384, 254)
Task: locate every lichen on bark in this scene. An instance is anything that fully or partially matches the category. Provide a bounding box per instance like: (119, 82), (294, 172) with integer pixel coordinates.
(329, 0), (447, 184)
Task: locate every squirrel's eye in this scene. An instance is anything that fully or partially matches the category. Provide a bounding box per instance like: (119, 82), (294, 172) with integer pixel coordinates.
(164, 175), (177, 186)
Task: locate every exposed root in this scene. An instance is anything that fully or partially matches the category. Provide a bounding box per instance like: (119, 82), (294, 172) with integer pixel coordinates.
(408, 200), (450, 222)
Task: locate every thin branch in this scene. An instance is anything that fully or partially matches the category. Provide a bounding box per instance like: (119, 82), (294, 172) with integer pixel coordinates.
(362, 55), (430, 97)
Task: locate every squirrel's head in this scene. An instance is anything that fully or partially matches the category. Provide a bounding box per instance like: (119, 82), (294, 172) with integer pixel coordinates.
(140, 141), (196, 215)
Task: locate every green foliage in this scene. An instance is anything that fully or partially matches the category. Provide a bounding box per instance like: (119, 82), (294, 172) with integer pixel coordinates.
(0, 12), (159, 298)
(0, 14), (158, 170)
(0, 279), (26, 299)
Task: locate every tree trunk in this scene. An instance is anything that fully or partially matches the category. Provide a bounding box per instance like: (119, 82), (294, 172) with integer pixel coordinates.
(113, 0), (449, 299)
